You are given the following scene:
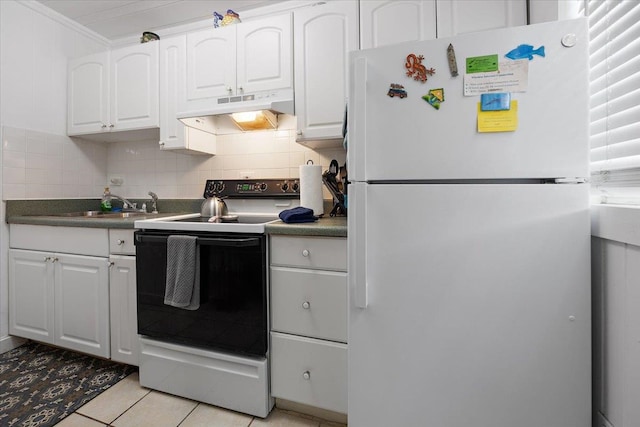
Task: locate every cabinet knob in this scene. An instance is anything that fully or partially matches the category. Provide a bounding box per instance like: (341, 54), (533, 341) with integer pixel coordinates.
(302, 249), (310, 257)
(117, 239), (125, 246)
(101, 124), (107, 129)
(238, 86), (244, 93)
(302, 371), (311, 380)
(109, 124), (114, 128)
(52, 257), (59, 263)
(108, 261), (115, 267)
(159, 141), (165, 148)
(43, 256), (51, 262)
(302, 301), (310, 310)
(227, 87), (232, 94)
(296, 130), (303, 136)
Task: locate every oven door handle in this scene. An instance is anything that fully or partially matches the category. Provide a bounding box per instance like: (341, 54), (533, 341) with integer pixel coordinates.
(197, 237), (261, 247)
(135, 234), (261, 247)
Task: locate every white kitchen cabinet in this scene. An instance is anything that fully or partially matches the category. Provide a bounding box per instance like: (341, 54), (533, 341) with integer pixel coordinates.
(294, 0), (358, 147)
(9, 225), (111, 358)
(67, 51), (109, 135)
(108, 229), (139, 365)
(360, 1), (437, 49)
(269, 235), (347, 414)
(180, 13), (292, 114)
(436, 0), (527, 37)
(9, 249), (110, 358)
(68, 42), (159, 136)
(109, 255), (138, 365)
(159, 35), (216, 155)
(360, 0), (527, 48)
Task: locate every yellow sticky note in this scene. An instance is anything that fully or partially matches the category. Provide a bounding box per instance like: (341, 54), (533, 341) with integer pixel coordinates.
(477, 100), (518, 132)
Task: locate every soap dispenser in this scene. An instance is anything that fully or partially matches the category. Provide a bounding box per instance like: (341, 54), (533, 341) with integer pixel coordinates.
(101, 187), (112, 212)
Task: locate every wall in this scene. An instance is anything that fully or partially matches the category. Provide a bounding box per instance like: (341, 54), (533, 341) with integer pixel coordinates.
(0, 0), (109, 352)
(106, 129), (345, 200)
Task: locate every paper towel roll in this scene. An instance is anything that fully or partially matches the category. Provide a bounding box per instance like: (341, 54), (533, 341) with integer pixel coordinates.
(299, 164), (324, 216)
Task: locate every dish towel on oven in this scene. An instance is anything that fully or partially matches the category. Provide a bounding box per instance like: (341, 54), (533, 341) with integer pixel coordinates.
(165, 235), (200, 310)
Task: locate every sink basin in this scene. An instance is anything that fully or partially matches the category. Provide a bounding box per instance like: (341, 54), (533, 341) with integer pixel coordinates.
(50, 211), (149, 218)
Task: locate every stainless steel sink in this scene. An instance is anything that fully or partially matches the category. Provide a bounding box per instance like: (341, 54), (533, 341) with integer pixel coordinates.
(51, 211), (149, 218)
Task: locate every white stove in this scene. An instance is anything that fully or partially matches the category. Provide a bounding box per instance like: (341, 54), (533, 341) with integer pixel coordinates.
(134, 179), (300, 233)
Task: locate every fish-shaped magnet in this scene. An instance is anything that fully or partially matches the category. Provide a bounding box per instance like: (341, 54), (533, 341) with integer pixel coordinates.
(447, 44), (458, 77)
(505, 44), (545, 60)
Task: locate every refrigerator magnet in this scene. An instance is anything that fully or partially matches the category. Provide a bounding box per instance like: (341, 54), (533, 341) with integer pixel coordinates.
(480, 93), (511, 111)
(422, 88), (445, 110)
(387, 84), (407, 99)
(505, 44), (545, 60)
(447, 44), (459, 77)
(405, 54), (435, 83)
(465, 54), (499, 74)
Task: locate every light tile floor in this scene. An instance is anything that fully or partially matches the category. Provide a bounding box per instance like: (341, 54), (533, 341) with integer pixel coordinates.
(55, 373), (346, 427)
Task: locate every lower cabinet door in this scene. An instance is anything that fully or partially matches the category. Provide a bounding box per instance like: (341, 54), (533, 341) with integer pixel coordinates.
(9, 249), (55, 344)
(270, 332), (347, 414)
(109, 255), (139, 365)
(54, 253), (110, 358)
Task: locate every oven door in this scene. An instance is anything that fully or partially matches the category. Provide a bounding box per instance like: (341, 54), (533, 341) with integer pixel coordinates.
(134, 230), (267, 357)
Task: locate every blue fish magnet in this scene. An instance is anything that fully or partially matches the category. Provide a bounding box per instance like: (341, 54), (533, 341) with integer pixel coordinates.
(481, 93), (511, 111)
(505, 44), (545, 60)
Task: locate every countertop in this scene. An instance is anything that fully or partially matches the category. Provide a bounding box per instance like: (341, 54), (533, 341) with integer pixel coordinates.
(265, 216), (347, 237)
(6, 199), (348, 237)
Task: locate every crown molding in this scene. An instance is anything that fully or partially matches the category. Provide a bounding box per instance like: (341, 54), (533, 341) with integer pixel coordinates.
(17, 0), (110, 47)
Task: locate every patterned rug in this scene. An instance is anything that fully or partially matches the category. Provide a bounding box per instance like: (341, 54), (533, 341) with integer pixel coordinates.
(0, 341), (136, 427)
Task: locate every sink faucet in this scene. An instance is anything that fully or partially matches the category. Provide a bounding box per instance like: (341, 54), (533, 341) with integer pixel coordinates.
(106, 194), (144, 212)
(148, 191), (158, 213)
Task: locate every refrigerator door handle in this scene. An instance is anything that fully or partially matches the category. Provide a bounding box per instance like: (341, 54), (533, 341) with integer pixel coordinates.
(350, 183), (368, 308)
(348, 56), (368, 182)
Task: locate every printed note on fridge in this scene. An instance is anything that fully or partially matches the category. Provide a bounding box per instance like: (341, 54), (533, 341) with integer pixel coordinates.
(464, 60), (528, 96)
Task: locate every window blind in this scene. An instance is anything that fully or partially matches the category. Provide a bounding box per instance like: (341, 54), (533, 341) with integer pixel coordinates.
(588, 0), (640, 202)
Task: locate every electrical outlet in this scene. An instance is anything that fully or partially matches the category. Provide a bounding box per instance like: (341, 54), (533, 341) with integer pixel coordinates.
(109, 175), (124, 186)
(240, 170), (255, 179)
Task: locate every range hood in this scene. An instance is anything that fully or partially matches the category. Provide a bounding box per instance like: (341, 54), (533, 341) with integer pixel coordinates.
(178, 88), (294, 133)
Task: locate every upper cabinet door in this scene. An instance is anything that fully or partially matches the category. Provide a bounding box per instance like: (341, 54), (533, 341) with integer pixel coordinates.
(360, 1), (436, 49)
(185, 26), (236, 105)
(160, 35), (186, 150)
(294, 1), (358, 144)
(67, 51), (109, 135)
(436, 0), (527, 37)
(237, 13), (293, 94)
(110, 42), (159, 131)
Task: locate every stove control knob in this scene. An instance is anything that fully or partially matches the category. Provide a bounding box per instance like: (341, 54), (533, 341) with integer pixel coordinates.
(292, 182), (300, 192)
(215, 181), (225, 193)
(260, 183), (267, 192)
(281, 182), (289, 192)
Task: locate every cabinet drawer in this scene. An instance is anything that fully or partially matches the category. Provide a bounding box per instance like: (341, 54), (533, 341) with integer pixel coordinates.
(270, 332), (347, 414)
(109, 229), (135, 255)
(271, 267), (347, 342)
(270, 236), (346, 271)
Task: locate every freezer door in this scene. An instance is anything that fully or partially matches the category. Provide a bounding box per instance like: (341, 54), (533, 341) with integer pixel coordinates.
(348, 19), (588, 182)
(348, 182), (590, 427)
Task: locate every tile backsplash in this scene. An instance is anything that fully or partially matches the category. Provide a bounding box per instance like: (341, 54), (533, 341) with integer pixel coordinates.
(2, 126), (346, 200)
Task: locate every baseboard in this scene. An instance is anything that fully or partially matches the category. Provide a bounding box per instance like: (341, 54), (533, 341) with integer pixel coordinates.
(275, 398), (347, 424)
(0, 335), (27, 354)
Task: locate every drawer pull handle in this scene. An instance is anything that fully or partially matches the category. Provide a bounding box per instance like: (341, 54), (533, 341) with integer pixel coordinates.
(302, 249), (310, 257)
(117, 239), (125, 245)
(302, 371), (311, 380)
(302, 301), (310, 310)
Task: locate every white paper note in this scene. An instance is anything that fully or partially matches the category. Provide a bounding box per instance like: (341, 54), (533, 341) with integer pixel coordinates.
(463, 60), (529, 96)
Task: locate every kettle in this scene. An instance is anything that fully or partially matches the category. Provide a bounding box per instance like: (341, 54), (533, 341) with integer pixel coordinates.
(201, 196), (228, 218)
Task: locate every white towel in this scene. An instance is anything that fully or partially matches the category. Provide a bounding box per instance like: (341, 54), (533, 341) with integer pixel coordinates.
(164, 235), (200, 310)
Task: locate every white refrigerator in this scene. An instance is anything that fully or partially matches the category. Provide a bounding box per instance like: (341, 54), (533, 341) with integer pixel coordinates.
(347, 19), (590, 427)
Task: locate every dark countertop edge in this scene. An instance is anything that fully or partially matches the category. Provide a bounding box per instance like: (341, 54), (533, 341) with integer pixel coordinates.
(265, 217), (347, 238)
(6, 198), (202, 229)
